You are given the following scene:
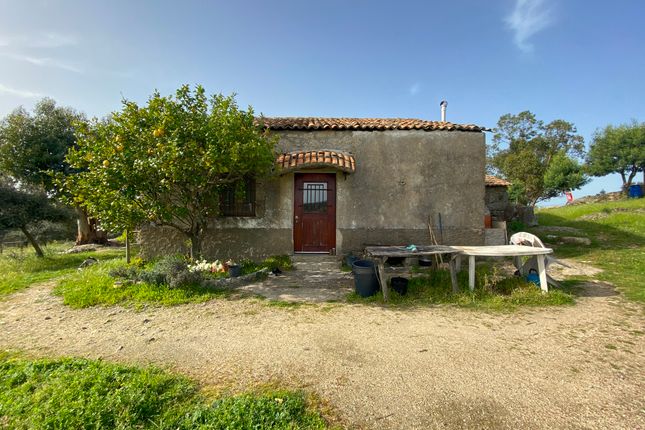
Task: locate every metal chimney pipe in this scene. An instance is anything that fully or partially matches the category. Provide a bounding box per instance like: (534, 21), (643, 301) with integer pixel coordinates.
(440, 100), (448, 122)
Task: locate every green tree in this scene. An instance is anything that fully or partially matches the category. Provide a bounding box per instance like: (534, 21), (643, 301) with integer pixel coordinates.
(586, 121), (645, 191)
(64, 85), (276, 260)
(543, 151), (589, 198)
(489, 111), (587, 206)
(0, 182), (72, 257)
(0, 98), (107, 244)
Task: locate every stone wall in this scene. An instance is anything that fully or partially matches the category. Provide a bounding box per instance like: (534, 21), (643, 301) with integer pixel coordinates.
(485, 185), (510, 221)
(139, 129), (487, 260)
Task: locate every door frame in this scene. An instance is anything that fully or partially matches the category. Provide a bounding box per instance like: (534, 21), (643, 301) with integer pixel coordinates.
(293, 173), (336, 253)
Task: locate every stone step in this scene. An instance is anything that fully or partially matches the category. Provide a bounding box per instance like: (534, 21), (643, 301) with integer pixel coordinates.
(291, 254), (339, 264)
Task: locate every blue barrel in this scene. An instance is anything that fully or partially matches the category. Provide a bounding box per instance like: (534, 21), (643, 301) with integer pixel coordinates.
(628, 184), (643, 198)
(352, 260), (380, 297)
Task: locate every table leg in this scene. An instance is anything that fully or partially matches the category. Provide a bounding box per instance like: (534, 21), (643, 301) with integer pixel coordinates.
(537, 254), (548, 293)
(468, 255), (476, 291)
(449, 255), (459, 294)
(455, 255), (462, 272)
(376, 258), (389, 301)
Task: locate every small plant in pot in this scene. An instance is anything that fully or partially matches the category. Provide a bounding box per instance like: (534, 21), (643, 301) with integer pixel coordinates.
(226, 259), (241, 278)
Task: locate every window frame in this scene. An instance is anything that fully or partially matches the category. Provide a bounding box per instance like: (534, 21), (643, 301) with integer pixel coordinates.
(219, 177), (256, 217)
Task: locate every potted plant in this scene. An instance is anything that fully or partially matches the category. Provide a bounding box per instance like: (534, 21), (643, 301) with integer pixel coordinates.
(226, 259), (241, 278)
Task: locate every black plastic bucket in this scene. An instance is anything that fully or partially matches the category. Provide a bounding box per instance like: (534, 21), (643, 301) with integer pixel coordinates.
(391, 277), (409, 295)
(346, 255), (359, 270)
(228, 265), (241, 278)
(352, 260), (380, 297)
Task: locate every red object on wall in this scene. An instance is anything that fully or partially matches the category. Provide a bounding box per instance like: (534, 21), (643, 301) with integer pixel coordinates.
(484, 214), (493, 228)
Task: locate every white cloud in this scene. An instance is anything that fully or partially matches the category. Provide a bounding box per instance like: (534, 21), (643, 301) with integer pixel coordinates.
(505, 0), (554, 53)
(0, 32), (78, 49)
(0, 52), (83, 73)
(409, 83), (421, 96)
(26, 32), (78, 48)
(0, 83), (44, 98)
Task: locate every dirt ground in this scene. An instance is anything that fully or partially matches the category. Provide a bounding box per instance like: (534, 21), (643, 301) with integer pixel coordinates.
(0, 261), (643, 429)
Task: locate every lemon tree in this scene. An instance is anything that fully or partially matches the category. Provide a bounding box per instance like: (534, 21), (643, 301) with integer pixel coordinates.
(64, 85), (276, 259)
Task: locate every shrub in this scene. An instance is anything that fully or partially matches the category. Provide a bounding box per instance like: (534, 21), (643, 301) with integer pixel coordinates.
(108, 265), (139, 281)
(168, 269), (203, 289)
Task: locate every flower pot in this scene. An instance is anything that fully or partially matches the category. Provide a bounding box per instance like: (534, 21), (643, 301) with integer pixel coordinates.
(228, 264), (241, 278)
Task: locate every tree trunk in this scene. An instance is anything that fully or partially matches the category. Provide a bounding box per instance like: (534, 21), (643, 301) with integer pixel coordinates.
(189, 234), (202, 261)
(75, 206), (108, 245)
(20, 225), (44, 258)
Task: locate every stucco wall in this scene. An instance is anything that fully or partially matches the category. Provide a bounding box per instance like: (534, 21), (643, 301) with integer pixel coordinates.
(139, 129), (486, 260)
(485, 186), (510, 221)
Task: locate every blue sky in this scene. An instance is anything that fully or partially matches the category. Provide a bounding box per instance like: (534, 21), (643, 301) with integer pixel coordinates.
(1, 0), (644, 205)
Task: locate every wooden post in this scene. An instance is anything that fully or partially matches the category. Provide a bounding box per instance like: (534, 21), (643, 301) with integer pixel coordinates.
(376, 257), (389, 301)
(449, 256), (459, 294)
(125, 230), (131, 264)
(468, 255), (476, 291)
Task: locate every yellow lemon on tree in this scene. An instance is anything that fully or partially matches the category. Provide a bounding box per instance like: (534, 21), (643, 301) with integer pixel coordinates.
(153, 128), (164, 138)
(103, 160), (110, 168)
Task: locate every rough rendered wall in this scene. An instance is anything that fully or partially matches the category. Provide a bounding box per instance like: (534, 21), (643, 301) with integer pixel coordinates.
(277, 129), (486, 252)
(485, 186), (510, 221)
(139, 129), (487, 259)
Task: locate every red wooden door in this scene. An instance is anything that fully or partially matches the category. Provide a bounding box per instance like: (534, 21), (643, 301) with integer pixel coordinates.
(294, 173), (336, 253)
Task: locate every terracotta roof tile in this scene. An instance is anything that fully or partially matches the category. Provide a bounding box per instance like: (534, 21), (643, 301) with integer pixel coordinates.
(485, 175), (511, 187)
(258, 117), (486, 132)
(276, 150), (355, 174)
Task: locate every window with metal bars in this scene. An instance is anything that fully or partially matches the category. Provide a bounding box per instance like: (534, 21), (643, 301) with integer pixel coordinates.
(220, 177), (256, 217)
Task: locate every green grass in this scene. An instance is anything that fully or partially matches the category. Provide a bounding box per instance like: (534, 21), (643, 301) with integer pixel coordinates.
(54, 258), (233, 309)
(347, 267), (575, 312)
(0, 242), (123, 298)
(0, 352), (330, 430)
(535, 197), (645, 302)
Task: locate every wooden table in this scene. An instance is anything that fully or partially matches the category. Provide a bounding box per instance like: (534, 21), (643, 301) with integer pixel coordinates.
(451, 245), (553, 293)
(364, 245), (462, 301)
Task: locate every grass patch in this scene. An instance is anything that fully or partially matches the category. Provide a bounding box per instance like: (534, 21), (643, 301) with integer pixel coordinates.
(54, 258), (232, 309)
(240, 255), (293, 275)
(0, 353), (330, 429)
(347, 267), (575, 312)
(0, 242), (123, 298)
(535, 198), (645, 302)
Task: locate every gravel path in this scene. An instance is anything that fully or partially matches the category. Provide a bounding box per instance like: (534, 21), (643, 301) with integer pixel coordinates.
(0, 275), (643, 429)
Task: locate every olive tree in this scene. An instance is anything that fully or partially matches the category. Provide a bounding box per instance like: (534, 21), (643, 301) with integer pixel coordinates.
(0, 182), (72, 257)
(64, 85), (276, 260)
(586, 121), (645, 191)
(489, 111), (588, 206)
(0, 98), (107, 244)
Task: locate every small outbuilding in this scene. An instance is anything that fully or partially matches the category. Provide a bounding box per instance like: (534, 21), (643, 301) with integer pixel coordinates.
(484, 175), (511, 221)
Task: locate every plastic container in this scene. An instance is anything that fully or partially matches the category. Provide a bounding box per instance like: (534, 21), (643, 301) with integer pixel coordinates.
(419, 257), (433, 267)
(628, 184), (643, 198)
(390, 277), (409, 296)
(526, 269), (540, 286)
(228, 265), (241, 278)
(345, 255), (359, 270)
(352, 260), (380, 297)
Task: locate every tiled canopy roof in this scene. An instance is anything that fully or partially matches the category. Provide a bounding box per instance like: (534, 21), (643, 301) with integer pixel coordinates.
(259, 117), (486, 132)
(485, 175), (511, 187)
(276, 150), (355, 174)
